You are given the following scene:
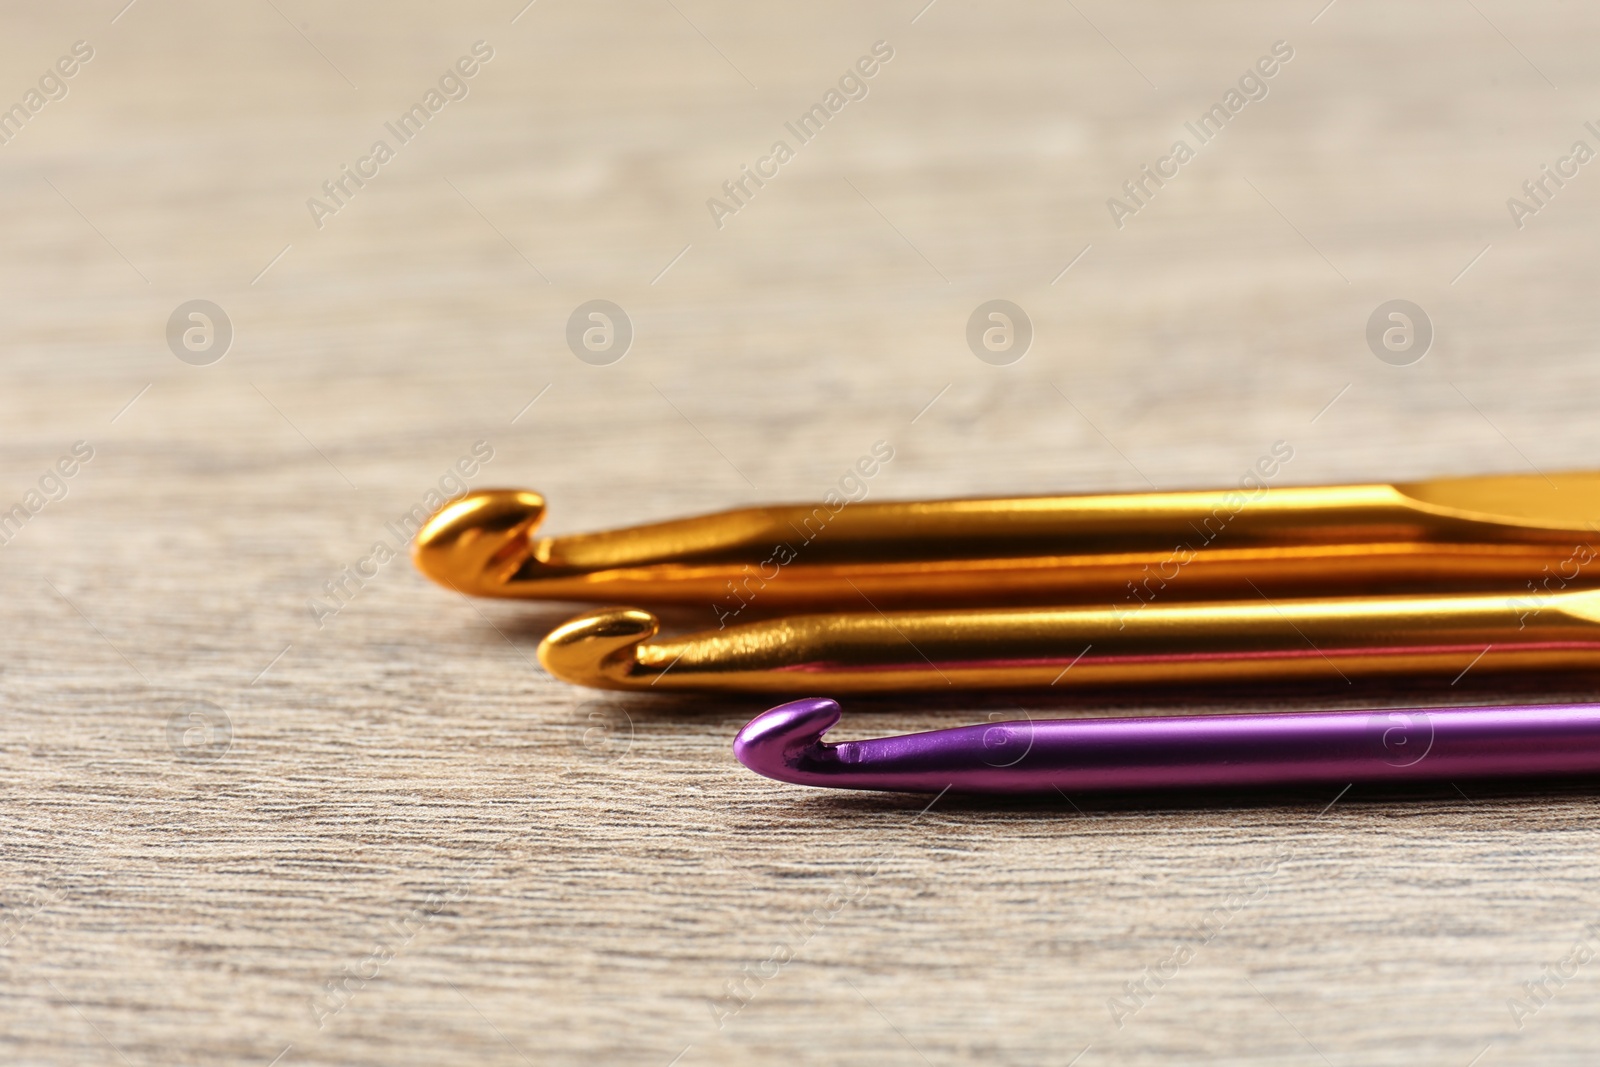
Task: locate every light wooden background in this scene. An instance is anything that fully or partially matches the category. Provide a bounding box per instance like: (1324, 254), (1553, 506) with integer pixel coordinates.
(5, 1), (1600, 1064)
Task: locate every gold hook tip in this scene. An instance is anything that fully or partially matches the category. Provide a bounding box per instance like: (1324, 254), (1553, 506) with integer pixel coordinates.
(537, 607), (661, 689)
(412, 489), (547, 595)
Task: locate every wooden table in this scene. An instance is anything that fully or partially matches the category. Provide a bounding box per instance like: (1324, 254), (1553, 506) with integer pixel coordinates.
(4, 1), (1599, 1063)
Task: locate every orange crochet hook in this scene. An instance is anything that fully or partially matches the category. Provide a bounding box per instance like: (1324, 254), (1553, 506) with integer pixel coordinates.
(413, 471), (1600, 615)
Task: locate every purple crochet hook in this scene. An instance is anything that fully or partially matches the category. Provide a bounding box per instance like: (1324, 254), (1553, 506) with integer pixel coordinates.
(733, 697), (1600, 795)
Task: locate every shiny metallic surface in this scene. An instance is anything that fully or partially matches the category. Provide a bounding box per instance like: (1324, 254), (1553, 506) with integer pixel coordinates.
(733, 698), (1600, 794)
(537, 589), (1600, 693)
(414, 473), (1600, 608)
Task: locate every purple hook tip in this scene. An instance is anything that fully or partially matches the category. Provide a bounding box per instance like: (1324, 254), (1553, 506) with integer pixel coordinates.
(733, 698), (1600, 795)
(733, 698), (843, 787)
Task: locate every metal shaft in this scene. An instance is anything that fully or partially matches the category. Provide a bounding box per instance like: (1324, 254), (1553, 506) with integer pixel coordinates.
(734, 698), (1600, 794)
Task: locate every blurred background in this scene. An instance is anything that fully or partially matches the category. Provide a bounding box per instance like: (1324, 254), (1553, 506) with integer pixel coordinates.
(4, 1), (1600, 1064)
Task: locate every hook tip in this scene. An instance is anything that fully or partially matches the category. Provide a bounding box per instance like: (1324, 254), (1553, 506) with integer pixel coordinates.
(413, 489), (546, 595)
(538, 607), (660, 689)
(733, 698), (841, 781)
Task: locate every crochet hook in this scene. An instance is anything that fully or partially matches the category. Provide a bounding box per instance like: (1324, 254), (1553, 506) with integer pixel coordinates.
(412, 471), (1600, 611)
(733, 697), (1600, 794)
(537, 588), (1600, 693)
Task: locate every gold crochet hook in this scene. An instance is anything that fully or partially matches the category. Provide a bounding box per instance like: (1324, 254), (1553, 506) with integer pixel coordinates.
(414, 471), (1600, 612)
(537, 588), (1600, 694)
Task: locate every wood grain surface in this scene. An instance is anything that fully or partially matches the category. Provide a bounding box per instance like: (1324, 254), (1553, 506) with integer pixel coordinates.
(6, 1), (1600, 1064)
